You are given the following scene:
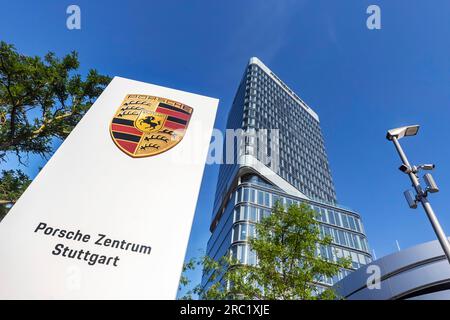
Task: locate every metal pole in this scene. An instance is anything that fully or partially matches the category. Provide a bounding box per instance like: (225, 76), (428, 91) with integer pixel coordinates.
(392, 136), (450, 264)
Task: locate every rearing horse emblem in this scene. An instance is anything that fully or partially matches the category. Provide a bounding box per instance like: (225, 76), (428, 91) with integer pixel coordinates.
(135, 111), (166, 133)
(110, 94), (193, 158)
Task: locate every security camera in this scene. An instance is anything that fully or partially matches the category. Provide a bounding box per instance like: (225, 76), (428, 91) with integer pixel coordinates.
(419, 164), (435, 171)
(404, 190), (418, 209)
(399, 164), (411, 173)
(424, 173), (439, 193)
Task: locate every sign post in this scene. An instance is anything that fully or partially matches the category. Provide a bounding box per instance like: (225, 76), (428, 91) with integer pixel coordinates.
(0, 77), (218, 299)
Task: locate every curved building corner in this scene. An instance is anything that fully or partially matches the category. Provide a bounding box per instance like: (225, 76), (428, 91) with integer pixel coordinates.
(334, 239), (450, 300)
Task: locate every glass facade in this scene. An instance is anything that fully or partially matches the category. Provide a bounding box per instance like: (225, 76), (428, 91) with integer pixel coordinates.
(202, 57), (371, 292)
(215, 58), (336, 206)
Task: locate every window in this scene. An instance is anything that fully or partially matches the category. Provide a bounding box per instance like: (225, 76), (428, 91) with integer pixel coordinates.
(348, 233), (355, 248)
(238, 244), (247, 263)
(328, 211), (335, 225)
(320, 245), (328, 260)
(260, 209), (271, 221)
(231, 245), (238, 260)
(248, 224), (256, 238)
(257, 191), (264, 205)
(233, 244), (246, 263)
(358, 254), (367, 265)
(332, 229), (339, 243)
(327, 246), (334, 262)
(234, 208), (241, 222)
(240, 223), (248, 240)
(233, 223), (251, 242)
(249, 206), (257, 222)
(286, 198), (293, 208)
(240, 206), (248, 221)
(348, 216), (357, 231)
(243, 188), (249, 202)
(248, 249), (257, 265)
(360, 237), (369, 252)
(353, 234), (362, 250)
(355, 220), (362, 233)
(338, 230), (346, 246)
(319, 208), (327, 223)
(232, 224), (240, 242)
(334, 211), (341, 226)
(250, 189), (256, 203)
(323, 226), (331, 237)
(273, 195), (280, 205)
(264, 192), (271, 207)
(342, 214), (350, 229)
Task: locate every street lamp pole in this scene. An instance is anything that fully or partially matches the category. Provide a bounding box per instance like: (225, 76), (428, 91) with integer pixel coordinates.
(388, 126), (450, 264)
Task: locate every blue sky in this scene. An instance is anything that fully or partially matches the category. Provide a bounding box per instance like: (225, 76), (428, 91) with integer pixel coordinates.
(2, 0), (450, 295)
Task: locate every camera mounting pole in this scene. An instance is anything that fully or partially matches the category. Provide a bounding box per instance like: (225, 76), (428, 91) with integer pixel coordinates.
(387, 125), (450, 264)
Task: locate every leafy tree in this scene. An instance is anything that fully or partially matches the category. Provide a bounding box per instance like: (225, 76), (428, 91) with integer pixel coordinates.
(180, 202), (351, 300)
(0, 170), (31, 220)
(0, 41), (110, 215)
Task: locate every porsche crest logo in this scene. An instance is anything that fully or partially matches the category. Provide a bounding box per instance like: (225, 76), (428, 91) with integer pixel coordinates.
(110, 94), (193, 157)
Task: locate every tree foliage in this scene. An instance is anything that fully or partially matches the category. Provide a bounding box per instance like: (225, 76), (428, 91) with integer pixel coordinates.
(180, 202), (350, 300)
(0, 170), (31, 219)
(0, 41), (111, 162)
(0, 41), (110, 213)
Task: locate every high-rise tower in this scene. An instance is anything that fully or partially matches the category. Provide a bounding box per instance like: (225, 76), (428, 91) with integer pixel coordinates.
(203, 57), (371, 291)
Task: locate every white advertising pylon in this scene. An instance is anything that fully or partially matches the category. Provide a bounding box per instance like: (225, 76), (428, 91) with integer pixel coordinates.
(0, 77), (218, 299)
